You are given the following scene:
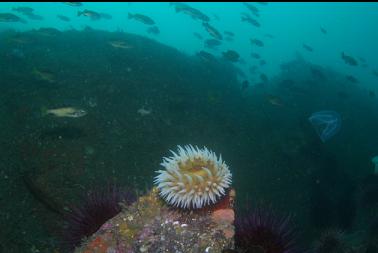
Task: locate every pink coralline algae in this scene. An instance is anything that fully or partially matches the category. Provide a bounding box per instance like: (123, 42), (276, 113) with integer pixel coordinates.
(74, 187), (236, 253)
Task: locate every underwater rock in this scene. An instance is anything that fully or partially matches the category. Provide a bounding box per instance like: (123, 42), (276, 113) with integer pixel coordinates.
(309, 185), (334, 229)
(360, 174), (378, 207)
(74, 145), (235, 252)
(73, 187), (235, 253)
(39, 126), (86, 140)
(62, 184), (136, 251)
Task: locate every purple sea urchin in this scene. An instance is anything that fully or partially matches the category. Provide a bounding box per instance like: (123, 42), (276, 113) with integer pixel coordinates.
(235, 207), (298, 253)
(313, 229), (348, 253)
(61, 184), (136, 251)
(154, 145), (232, 209)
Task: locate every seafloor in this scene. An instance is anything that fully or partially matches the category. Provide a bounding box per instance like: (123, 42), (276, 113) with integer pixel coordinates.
(0, 28), (377, 252)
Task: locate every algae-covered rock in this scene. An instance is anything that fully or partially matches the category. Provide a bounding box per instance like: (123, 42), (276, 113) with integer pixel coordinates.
(75, 188), (235, 253)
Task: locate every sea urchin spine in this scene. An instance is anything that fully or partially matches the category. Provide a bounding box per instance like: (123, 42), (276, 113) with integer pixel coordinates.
(61, 184), (136, 251)
(235, 207), (299, 253)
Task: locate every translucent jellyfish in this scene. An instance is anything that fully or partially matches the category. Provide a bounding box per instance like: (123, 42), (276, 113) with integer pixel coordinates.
(372, 156), (378, 174)
(308, 111), (341, 142)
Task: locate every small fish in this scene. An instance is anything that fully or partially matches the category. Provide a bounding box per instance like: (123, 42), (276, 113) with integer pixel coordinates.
(24, 13), (44, 21)
(36, 27), (61, 36)
(264, 33), (275, 39)
(320, 26), (327, 34)
(303, 43), (313, 52)
(83, 25), (93, 31)
(63, 2), (82, 7)
(243, 2), (259, 16)
(12, 7), (34, 15)
(100, 12), (112, 20)
(128, 13), (155, 25)
(108, 40), (133, 49)
(358, 56), (366, 63)
(251, 53), (260, 59)
(44, 107), (87, 118)
(213, 13), (220, 21)
(137, 107), (152, 116)
(32, 68), (55, 83)
(224, 31), (234, 37)
(57, 15), (70, 22)
(225, 37), (234, 42)
(193, 32), (203, 40)
(171, 3), (210, 22)
(341, 52), (358, 66)
(346, 75), (358, 83)
(78, 9), (101, 20)
(197, 50), (216, 62)
(250, 38), (264, 47)
(222, 50), (240, 62)
(205, 39), (222, 48)
(169, 2), (191, 9)
(310, 67), (326, 80)
(202, 22), (223, 40)
(0, 13), (26, 23)
(260, 73), (268, 82)
(267, 95), (284, 107)
(147, 26), (160, 35)
(259, 59), (266, 66)
(7, 34), (29, 44)
(241, 14), (260, 27)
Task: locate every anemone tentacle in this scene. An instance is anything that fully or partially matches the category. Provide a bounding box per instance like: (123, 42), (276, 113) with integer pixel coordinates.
(154, 145), (232, 209)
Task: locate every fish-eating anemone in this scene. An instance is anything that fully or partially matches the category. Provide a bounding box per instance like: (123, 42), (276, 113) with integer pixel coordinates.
(235, 206), (299, 253)
(60, 184), (136, 251)
(154, 145), (232, 209)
